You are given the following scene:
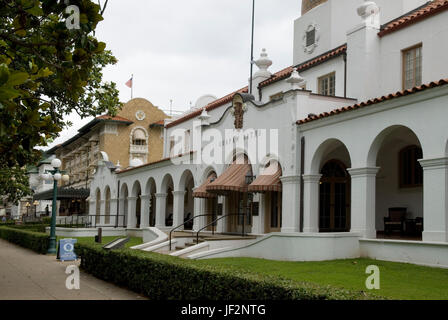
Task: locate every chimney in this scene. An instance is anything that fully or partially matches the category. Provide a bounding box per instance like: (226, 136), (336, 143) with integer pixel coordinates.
(250, 48), (272, 100)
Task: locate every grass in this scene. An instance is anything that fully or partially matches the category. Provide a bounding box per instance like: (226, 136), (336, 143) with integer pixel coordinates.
(195, 257), (448, 300)
(57, 236), (143, 249)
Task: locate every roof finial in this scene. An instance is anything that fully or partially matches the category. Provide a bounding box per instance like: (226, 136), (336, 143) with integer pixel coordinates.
(286, 68), (306, 90)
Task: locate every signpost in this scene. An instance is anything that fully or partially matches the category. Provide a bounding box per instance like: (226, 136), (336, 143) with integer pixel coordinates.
(57, 239), (78, 261)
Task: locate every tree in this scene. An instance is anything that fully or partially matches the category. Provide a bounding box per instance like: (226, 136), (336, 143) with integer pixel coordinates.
(0, 0), (121, 204)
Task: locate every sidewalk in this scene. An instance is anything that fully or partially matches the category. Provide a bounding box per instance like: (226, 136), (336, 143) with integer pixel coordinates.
(0, 239), (147, 300)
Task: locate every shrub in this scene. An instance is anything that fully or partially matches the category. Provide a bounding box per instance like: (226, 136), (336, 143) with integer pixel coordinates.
(9, 224), (47, 233)
(0, 226), (50, 254)
(42, 217), (52, 225)
(75, 243), (381, 300)
(0, 221), (16, 226)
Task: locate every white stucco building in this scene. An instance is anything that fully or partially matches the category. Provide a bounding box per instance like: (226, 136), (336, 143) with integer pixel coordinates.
(87, 0), (448, 267)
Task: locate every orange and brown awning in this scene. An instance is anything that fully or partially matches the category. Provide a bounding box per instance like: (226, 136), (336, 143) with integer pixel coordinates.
(192, 173), (217, 199)
(248, 163), (282, 193)
(206, 162), (252, 194)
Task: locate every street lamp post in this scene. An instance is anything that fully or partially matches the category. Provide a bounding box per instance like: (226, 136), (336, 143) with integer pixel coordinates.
(41, 158), (69, 254)
(25, 202), (31, 216)
(33, 200), (39, 219)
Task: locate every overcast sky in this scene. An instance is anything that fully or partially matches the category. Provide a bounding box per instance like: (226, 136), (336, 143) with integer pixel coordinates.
(44, 0), (302, 150)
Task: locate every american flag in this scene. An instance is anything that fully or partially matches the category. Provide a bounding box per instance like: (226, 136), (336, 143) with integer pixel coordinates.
(125, 76), (133, 88)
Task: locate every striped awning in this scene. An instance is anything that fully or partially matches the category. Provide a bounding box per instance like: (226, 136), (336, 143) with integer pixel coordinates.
(193, 173), (217, 199)
(248, 163), (282, 193)
(206, 162), (252, 194)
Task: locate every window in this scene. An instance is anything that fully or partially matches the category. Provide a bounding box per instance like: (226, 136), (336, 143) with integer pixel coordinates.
(132, 129), (147, 145)
(169, 136), (175, 157)
(403, 44), (422, 90)
(318, 72), (336, 96)
(306, 28), (316, 47)
(184, 129), (191, 153)
(399, 145), (423, 188)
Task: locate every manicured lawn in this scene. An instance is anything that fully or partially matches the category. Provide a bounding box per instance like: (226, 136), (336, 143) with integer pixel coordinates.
(196, 257), (448, 300)
(57, 236), (143, 249)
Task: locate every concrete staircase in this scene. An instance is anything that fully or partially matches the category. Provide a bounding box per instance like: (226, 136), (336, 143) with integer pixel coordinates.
(138, 230), (259, 259)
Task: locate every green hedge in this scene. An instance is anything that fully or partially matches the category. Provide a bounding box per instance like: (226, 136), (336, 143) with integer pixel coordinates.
(75, 243), (381, 300)
(0, 226), (50, 254)
(10, 224), (47, 233)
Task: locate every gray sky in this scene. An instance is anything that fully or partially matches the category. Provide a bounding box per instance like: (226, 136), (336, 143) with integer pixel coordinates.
(44, 0), (302, 150)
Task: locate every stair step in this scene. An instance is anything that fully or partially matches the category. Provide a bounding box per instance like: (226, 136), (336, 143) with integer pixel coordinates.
(175, 246), (185, 251)
(185, 242), (196, 247)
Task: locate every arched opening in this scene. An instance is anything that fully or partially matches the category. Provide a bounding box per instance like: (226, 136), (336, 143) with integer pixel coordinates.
(95, 189), (101, 224)
(204, 171), (219, 231)
(319, 160), (351, 232)
(146, 178), (157, 227)
(263, 160), (283, 233)
(312, 139), (352, 233)
(226, 154), (253, 234)
(105, 187), (111, 225)
(132, 181), (142, 228)
(162, 175), (174, 227)
(181, 171), (195, 230)
(121, 184), (129, 227)
(371, 126), (423, 240)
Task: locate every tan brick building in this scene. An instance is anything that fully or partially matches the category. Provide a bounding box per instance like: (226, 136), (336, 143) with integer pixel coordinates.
(36, 98), (168, 216)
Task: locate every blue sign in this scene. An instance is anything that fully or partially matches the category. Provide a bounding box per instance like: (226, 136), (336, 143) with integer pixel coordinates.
(58, 239), (78, 261)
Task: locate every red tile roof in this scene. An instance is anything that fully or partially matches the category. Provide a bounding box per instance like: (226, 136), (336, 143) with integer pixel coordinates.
(259, 44), (347, 88)
(165, 87), (248, 128)
(150, 120), (165, 127)
(297, 79), (448, 125)
(164, 45), (346, 130)
(96, 115), (133, 123)
(378, 0), (448, 37)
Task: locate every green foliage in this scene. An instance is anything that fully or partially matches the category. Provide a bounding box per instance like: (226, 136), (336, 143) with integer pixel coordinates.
(9, 223), (46, 233)
(0, 0), (122, 203)
(75, 243), (381, 300)
(41, 216), (51, 224)
(0, 225), (49, 253)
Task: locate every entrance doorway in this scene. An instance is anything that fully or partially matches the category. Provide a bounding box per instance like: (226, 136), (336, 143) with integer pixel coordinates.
(319, 160), (350, 232)
(227, 192), (252, 234)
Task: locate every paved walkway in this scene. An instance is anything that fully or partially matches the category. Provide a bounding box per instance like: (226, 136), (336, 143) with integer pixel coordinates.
(0, 239), (147, 300)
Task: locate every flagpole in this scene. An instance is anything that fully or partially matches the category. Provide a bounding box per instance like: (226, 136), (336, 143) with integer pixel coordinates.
(249, 0), (255, 95)
(131, 74), (134, 100)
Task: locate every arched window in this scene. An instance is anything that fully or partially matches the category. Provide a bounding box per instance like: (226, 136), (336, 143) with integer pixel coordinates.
(132, 129), (147, 146)
(399, 145), (423, 188)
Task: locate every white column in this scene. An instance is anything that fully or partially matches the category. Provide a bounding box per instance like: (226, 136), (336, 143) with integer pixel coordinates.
(127, 196), (138, 229)
(99, 200), (105, 225)
(172, 191), (186, 229)
(118, 197), (126, 227)
(255, 193), (266, 234)
(155, 193), (167, 228)
(109, 198), (118, 226)
(89, 199), (96, 224)
(193, 197), (203, 231)
(303, 175), (321, 233)
(280, 176), (301, 233)
(347, 167), (379, 239)
(140, 195), (151, 228)
(419, 158), (448, 242)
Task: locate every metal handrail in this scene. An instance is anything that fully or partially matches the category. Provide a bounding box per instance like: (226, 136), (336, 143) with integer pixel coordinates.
(169, 214), (214, 251)
(196, 213), (246, 245)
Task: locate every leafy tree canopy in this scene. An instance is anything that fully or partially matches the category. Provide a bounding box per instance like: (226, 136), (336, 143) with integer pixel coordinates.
(0, 0), (121, 204)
